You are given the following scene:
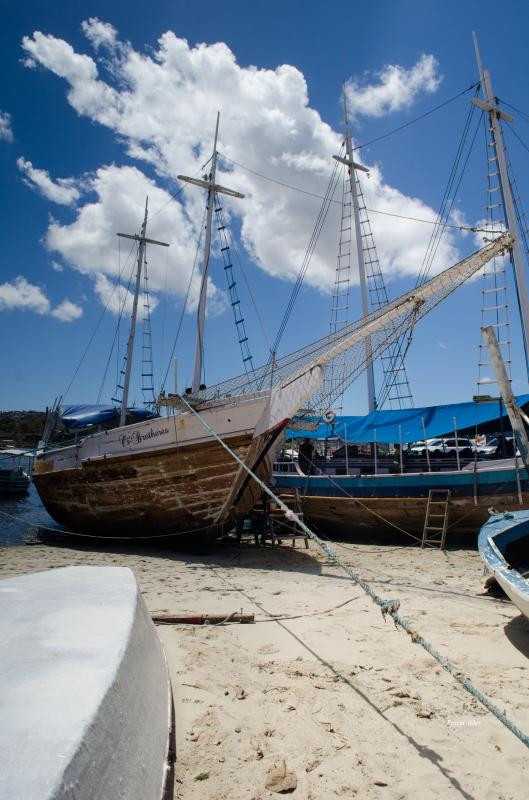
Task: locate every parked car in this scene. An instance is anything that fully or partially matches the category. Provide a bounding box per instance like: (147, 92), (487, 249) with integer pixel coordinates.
(409, 439), (446, 456)
(441, 438), (475, 458)
(408, 440), (427, 455)
(409, 438), (474, 458)
(476, 434), (516, 458)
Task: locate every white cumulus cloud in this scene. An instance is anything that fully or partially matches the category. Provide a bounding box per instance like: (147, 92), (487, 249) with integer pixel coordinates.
(17, 157), (81, 205)
(20, 25), (459, 315)
(0, 110), (14, 142)
(51, 298), (83, 321)
(0, 275), (83, 322)
(345, 54), (442, 119)
(0, 276), (50, 314)
(81, 17), (118, 50)
(45, 163), (224, 315)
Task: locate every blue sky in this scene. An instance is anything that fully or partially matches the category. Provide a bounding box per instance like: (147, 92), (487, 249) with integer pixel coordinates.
(2, 0), (529, 414)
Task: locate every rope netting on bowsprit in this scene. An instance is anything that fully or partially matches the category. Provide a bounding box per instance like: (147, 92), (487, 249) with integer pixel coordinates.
(191, 236), (508, 415)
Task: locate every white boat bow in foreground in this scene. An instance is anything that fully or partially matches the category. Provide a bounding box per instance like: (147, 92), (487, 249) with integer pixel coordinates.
(0, 566), (174, 800)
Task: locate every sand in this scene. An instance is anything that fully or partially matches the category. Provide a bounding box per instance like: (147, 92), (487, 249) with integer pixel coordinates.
(1, 534), (528, 799)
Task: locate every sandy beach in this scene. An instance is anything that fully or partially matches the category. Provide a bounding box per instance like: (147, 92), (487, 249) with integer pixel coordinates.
(1, 534), (528, 800)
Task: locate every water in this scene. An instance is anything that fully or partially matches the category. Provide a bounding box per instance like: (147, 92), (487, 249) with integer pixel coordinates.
(0, 481), (58, 547)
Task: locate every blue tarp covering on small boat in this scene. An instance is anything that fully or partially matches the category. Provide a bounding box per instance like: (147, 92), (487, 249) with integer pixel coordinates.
(60, 405), (158, 431)
(286, 394), (529, 444)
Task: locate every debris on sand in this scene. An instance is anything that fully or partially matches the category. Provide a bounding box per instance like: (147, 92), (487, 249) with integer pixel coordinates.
(265, 760), (297, 793)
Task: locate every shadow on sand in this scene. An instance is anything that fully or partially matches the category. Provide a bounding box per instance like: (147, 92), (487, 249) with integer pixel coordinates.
(31, 521), (480, 584)
(504, 614), (529, 659)
(32, 528), (336, 577)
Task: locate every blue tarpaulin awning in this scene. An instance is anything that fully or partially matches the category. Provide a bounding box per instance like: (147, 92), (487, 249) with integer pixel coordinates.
(286, 394), (529, 444)
(60, 405), (158, 431)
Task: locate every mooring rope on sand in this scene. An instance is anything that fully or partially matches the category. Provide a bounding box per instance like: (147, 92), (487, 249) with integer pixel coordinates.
(180, 395), (529, 751)
(0, 508), (219, 541)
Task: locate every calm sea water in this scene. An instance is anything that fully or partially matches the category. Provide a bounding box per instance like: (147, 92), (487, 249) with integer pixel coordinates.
(0, 451), (60, 546)
(0, 482), (60, 546)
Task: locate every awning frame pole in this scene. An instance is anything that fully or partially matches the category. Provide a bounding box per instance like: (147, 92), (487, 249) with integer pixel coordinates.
(453, 416), (461, 471)
(421, 417), (431, 473)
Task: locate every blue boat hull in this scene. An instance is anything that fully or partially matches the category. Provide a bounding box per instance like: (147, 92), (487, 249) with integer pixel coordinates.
(273, 462), (529, 536)
(0, 468), (30, 496)
(478, 511), (529, 619)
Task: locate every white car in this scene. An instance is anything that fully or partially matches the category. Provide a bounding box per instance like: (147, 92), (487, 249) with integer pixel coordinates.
(409, 438), (475, 457)
(476, 435), (516, 457)
(409, 439), (441, 456)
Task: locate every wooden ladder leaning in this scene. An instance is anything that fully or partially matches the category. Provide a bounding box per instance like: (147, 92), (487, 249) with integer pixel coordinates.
(421, 489), (451, 549)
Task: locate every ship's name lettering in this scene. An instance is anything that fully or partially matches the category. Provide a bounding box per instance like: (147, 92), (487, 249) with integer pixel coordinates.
(119, 427), (170, 447)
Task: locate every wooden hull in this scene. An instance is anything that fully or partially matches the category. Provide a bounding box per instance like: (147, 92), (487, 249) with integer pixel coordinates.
(34, 431), (271, 539)
(32, 369), (325, 541)
(274, 461), (529, 537)
(278, 490), (529, 536)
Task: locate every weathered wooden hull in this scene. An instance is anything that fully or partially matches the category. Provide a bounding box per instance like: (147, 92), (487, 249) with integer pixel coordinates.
(274, 461), (529, 538)
(34, 431), (271, 539)
(278, 490), (529, 537)
(32, 368), (326, 542)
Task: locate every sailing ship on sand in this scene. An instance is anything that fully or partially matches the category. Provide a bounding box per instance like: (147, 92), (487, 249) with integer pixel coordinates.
(274, 36), (529, 542)
(32, 42), (516, 545)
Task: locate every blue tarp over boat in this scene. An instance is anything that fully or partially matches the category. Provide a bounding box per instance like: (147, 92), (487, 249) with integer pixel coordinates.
(286, 394), (529, 444)
(60, 405), (158, 431)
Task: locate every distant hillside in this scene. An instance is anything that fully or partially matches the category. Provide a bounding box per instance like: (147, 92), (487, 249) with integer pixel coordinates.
(0, 411), (47, 448)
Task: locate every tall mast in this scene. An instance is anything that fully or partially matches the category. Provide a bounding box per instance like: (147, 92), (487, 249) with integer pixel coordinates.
(192, 113), (219, 393)
(471, 32), (529, 377)
(333, 93), (376, 412)
(117, 198), (169, 427)
(178, 113), (244, 393)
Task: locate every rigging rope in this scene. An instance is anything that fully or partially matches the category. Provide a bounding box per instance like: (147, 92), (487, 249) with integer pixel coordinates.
(214, 197), (255, 375)
(61, 239), (137, 405)
(496, 98), (529, 126)
(116, 236), (121, 393)
(220, 206), (273, 356)
(265, 156), (341, 374)
(97, 245), (138, 404)
(375, 94), (483, 402)
(352, 82), (480, 151)
(0, 508), (220, 541)
(219, 152), (487, 233)
(179, 393), (529, 752)
(415, 86), (481, 288)
(374, 305), (418, 412)
(159, 203), (208, 395)
(504, 121), (529, 159)
(157, 246), (171, 396)
(284, 444), (528, 548)
(193, 235), (509, 407)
